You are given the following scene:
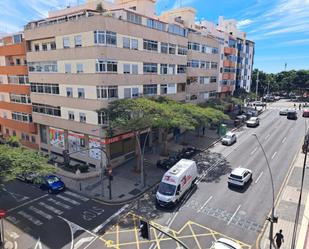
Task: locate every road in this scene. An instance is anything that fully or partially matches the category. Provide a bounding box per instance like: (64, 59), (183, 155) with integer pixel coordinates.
(100, 100), (307, 249)
(0, 180), (125, 249)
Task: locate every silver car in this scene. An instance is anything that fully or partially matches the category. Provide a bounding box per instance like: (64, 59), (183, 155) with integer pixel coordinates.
(222, 132), (237, 146)
(246, 117), (259, 127)
(211, 238), (241, 249)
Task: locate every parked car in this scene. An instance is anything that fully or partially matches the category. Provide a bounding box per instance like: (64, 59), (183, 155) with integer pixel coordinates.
(16, 172), (38, 183)
(303, 109), (309, 118)
(228, 168), (252, 188)
(287, 110), (298, 120)
(157, 155), (181, 170)
(274, 96), (280, 101)
(34, 174), (65, 193)
(211, 238), (241, 249)
(246, 117), (260, 127)
(221, 132), (237, 146)
(279, 108), (289, 115)
(179, 146), (198, 159)
(253, 101), (266, 107)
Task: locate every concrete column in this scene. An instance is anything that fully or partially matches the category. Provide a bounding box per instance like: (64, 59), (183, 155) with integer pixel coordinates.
(64, 130), (69, 151)
(47, 126), (51, 154)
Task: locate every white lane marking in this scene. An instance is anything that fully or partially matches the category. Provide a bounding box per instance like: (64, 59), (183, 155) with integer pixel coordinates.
(29, 206), (53, 220)
(271, 151), (277, 160)
(282, 137), (287, 144)
(57, 195), (80, 205)
(74, 237), (94, 249)
(18, 211), (43, 226)
(168, 212), (179, 227)
(47, 198), (71, 209)
(34, 238), (42, 249)
(3, 188), (29, 202)
(165, 216), (172, 225)
(38, 202), (63, 215)
(264, 134), (270, 140)
(197, 196), (213, 213)
(64, 191), (89, 202)
(92, 204), (129, 234)
(8, 194), (48, 212)
(250, 147), (258, 155)
(227, 205), (241, 225)
(255, 171), (264, 184)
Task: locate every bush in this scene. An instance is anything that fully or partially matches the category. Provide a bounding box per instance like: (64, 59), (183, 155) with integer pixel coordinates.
(6, 136), (20, 147)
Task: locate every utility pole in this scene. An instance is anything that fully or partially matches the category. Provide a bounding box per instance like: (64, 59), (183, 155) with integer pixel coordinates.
(284, 62), (287, 71)
(255, 70), (259, 101)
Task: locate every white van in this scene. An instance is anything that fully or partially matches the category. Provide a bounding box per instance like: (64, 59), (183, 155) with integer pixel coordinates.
(156, 159), (197, 207)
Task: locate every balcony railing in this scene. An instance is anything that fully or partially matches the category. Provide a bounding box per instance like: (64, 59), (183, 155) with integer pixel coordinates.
(8, 75), (29, 84)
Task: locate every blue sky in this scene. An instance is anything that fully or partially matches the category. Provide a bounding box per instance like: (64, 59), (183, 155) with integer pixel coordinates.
(0, 0), (308, 73)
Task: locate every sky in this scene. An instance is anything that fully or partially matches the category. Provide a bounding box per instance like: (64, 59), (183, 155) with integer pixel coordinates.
(0, 0), (308, 73)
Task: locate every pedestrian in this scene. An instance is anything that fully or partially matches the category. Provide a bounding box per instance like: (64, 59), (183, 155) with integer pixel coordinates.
(299, 103), (301, 110)
(274, 229), (284, 248)
(202, 126), (205, 136)
(294, 103), (296, 108)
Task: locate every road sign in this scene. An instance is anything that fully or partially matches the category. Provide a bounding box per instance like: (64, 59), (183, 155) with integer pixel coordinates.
(0, 210), (6, 219)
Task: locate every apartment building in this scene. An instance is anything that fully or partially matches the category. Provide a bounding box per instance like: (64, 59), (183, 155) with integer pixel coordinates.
(0, 33), (38, 149)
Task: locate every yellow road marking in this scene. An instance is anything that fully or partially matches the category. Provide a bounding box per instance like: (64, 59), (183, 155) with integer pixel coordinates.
(172, 230), (180, 249)
(153, 227), (161, 249)
(188, 221), (202, 249)
(116, 224), (119, 247)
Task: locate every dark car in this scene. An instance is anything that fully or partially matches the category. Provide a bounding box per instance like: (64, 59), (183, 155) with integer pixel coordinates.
(34, 174), (65, 193)
(179, 146), (198, 159)
(156, 155), (180, 170)
(287, 110), (297, 120)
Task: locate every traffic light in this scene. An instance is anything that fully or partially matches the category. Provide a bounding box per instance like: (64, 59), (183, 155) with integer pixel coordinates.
(63, 150), (70, 166)
(139, 219), (150, 240)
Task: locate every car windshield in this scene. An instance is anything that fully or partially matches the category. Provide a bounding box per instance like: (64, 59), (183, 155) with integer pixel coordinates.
(223, 134), (232, 139)
(46, 176), (60, 184)
(249, 118), (256, 121)
(158, 182), (176, 196)
(230, 174), (242, 180)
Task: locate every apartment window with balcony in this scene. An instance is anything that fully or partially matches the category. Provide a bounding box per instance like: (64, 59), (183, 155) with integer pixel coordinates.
(132, 64), (138, 74)
(168, 64), (175, 75)
(68, 111), (75, 121)
(131, 39), (138, 50)
(199, 77), (210, 84)
(160, 64), (168, 75)
(127, 12), (142, 24)
(178, 46), (187, 55)
(32, 103), (61, 116)
(187, 60), (199, 68)
(161, 42), (168, 54)
(188, 42), (200, 51)
(42, 43), (48, 51)
(212, 47), (219, 54)
(177, 65), (186, 74)
(96, 86), (118, 99)
(147, 19), (166, 31)
(66, 87), (73, 98)
(50, 42), (56, 50)
(200, 61), (206, 69)
(210, 76), (217, 83)
(94, 30), (117, 46)
(160, 84), (167, 94)
(65, 63), (71, 73)
(30, 83), (59, 94)
(96, 60), (118, 73)
(168, 24), (187, 37)
(79, 113), (86, 123)
(76, 63), (83, 73)
(10, 94), (31, 104)
(143, 39), (158, 51)
(143, 63), (157, 74)
(94, 31), (105, 44)
(160, 83), (176, 94)
(34, 44), (40, 51)
(74, 35), (82, 47)
(98, 111), (108, 125)
(169, 43), (176, 54)
(28, 62), (57, 72)
(123, 64), (131, 74)
(63, 37), (70, 48)
(12, 112), (32, 123)
(78, 88), (85, 99)
(123, 37), (130, 49)
(106, 31), (117, 46)
(211, 62), (218, 69)
(143, 84), (157, 96)
(124, 87), (139, 98)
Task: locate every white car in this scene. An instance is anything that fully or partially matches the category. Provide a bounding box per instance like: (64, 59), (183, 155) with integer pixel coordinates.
(221, 132), (237, 146)
(279, 108), (289, 115)
(228, 168), (252, 188)
(246, 117), (259, 127)
(211, 238), (241, 249)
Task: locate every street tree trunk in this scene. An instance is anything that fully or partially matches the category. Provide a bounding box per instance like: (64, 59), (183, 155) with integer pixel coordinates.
(134, 131), (141, 172)
(161, 129), (169, 156)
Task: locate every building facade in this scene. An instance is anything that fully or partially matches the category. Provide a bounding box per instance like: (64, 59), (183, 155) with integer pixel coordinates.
(0, 33), (38, 149)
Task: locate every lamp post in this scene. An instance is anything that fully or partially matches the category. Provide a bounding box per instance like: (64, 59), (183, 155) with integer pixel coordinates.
(252, 133), (276, 249)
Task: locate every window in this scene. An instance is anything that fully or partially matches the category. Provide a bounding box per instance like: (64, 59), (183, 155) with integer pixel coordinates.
(131, 39), (138, 50)
(143, 84), (157, 96)
(94, 31), (116, 46)
(143, 39), (158, 51)
(10, 94), (31, 104)
(169, 43), (176, 54)
(188, 42), (200, 51)
(34, 44), (40, 51)
(50, 42), (56, 50)
(177, 65), (186, 74)
(96, 60), (118, 73)
(124, 87), (139, 98)
(168, 24), (187, 37)
(13, 130), (16, 136)
(42, 44), (48, 51)
(161, 84), (176, 94)
(212, 47), (219, 54)
(123, 64), (130, 74)
(210, 76), (217, 83)
(211, 62), (218, 69)
(68, 111), (75, 121)
(78, 88), (85, 99)
(123, 37), (130, 49)
(94, 31), (105, 44)
(178, 46), (187, 55)
(65, 63), (71, 73)
(28, 61), (57, 72)
(127, 12), (142, 24)
(74, 35), (82, 47)
(132, 64), (138, 74)
(187, 60), (199, 68)
(79, 113), (86, 123)
(160, 64), (168, 75)
(11, 112), (32, 123)
(96, 86), (118, 99)
(16, 59), (21, 65)
(63, 37), (70, 48)
(160, 84), (167, 94)
(143, 63), (157, 74)
(168, 64), (175, 75)
(161, 43), (168, 54)
(30, 83), (59, 94)
(66, 87), (73, 97)
(205, 61), (210, 69)
(5, 129), (9, 135)
(106, 31), (117, 46)
(98, 112), (108, 125)
(76, 63), (83, 73)
(147, 19), (166, 31)
(13, 34), (22, 44)
(199, 77), (210, 84)
(31, 136), (36, 143)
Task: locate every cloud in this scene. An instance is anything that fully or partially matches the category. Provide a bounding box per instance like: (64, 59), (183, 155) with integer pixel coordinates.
(237, 19), (253, 28)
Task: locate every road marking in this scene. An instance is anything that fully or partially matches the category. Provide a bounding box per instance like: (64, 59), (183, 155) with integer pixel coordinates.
(8, 194), (48, 212)
(197, 196), (213, 213)
(38, 202), (63, 215)
(165, 217), (172, 225)
(271, 151), (277, 160)
(255, 172), (264, 184)
(47, 198), (71, 209)
(29, 206), (53, 220)
(282, 137), (287, 144)
(57, 195), (80, 205)
(74, 237), (94, 249)
(18, 211), (43, 226)
(227, 205), (241, 225)
(250, 147), (258, 155)
(65, 191), (89, 202)
(264, 134), (270, 140)
(34, 238), (42, 249)
(92, 204), (129, 234)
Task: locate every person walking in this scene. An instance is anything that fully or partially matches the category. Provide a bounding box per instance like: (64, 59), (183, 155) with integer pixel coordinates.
(299, 103), (301, 110)
(274, 229), (284, 248)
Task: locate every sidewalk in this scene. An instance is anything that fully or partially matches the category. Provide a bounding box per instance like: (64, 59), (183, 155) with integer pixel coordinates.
(259, 149), (309, 249)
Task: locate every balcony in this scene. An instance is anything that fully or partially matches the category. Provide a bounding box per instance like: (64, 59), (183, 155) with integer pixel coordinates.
(222, 73), (235, 80)
(223, 60), (236, 68)
(0, 117), (36, 133)
(220, 85), (234, 93)
(224, 47), (236, 55)
(0, 101), (32, 113)
(0, 65), (28, 75)
(0, 42), (26, 56)
(0, 84), (30, 94)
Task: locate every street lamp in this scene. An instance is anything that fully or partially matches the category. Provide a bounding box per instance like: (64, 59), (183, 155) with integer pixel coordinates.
(252, 133), (277, 249)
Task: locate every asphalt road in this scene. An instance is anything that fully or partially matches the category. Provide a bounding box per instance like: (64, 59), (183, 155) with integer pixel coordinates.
(0, 180), (125, 249)
(100, 100), (307, 249)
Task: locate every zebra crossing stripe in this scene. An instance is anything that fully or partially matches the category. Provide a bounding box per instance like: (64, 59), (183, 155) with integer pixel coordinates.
(18, 211), (43, 226)
(38, 202), (63, 215)
(56, 195), (80, 205)
(29, 206), (53, 220)
(64, 191), (89, 202)
(47, 198), (71, 209)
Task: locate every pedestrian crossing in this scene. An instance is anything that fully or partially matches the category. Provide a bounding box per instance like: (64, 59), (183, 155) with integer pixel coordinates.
(6, 190), (89, 228)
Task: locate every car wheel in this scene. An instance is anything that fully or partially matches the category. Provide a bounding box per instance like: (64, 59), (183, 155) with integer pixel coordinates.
(249, 174), (253, 181)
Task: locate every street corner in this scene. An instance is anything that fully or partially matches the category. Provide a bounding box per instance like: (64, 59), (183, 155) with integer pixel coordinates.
(100, 212), (252, 249)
